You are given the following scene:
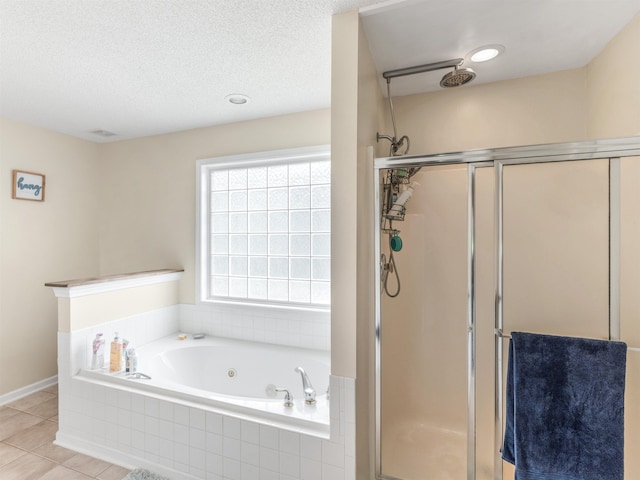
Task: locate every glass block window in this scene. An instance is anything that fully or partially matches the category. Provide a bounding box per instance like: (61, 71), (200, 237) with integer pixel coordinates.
(198, 146), (330, 308)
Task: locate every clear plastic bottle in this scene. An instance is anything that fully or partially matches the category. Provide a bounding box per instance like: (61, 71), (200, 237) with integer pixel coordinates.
(388, 181), (419, 216)
(122, 338), (129, 369)
(91, 333), (105, 370)
(126, 348), (138, 374)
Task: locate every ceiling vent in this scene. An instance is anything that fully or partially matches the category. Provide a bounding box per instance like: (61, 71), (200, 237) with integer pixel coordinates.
(89, 129), (117, 137)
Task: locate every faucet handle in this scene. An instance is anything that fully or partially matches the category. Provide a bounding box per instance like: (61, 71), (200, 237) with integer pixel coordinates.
(275, 387), (294, 407)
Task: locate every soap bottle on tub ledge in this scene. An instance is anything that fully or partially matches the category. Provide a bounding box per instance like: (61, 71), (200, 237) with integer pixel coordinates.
(122, 338), (129, 370)
(126, 347), (138, 374)
(109, 332), (123, 373)
(91, 333), (105, 370)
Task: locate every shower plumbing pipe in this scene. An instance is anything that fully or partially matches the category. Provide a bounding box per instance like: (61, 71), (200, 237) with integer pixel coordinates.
(377, 76), (410, 157)
(387, 79), (398, 142)
(378, 56), (476, 157)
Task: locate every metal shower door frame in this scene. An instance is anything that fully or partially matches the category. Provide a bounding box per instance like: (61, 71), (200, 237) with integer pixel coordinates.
(373, 137), (640, 480)
(492, 146), (640, 480)
(373, 155), (490, 480)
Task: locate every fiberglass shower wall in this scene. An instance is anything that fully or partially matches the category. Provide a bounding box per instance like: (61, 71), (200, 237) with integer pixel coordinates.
(498, 158), (640, 480)
(379, 164), (475, 480)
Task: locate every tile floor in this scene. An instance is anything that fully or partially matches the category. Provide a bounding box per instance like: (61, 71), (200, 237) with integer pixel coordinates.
(0, 385), (131, 480)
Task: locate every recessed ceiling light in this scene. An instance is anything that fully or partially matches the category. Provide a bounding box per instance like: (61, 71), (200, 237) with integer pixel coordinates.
(225, 94), (250, 105)
(469, 45), (505, 63)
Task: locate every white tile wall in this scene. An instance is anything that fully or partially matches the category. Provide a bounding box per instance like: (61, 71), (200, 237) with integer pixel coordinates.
(180, 303), (330, 351)
(57, 358), (355, 479)
(68, 305), (180, 374)
(57, 305), (351, 480)
(72, 302), (330, 358)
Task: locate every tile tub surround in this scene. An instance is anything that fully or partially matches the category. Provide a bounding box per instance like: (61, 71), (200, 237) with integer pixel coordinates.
(0, 385), (131, 480)
(51, 269), (346, 479)
(59, 309), (351, 480)
(179, 303), (331, 351)
(68, 306), (181, 376)
(48, 268), (329, 353)
(56, 350), (356, 480)
(60, 315), (346, 480)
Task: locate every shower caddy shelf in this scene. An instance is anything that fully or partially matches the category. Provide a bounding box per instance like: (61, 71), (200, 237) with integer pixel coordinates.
(380, 168), (414, 233)
(380, 205), (405, 234)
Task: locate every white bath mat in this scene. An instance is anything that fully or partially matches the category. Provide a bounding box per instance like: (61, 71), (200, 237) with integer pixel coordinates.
(123, 468), (171, 480)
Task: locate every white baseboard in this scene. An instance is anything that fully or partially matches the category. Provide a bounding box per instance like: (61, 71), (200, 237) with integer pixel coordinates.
(0, 375), (58, 407)
(54, 431), (200, 480)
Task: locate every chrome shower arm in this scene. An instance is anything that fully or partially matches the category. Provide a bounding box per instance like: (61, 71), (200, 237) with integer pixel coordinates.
(382, 58), (463, 80)
(386, 79), (399, 142)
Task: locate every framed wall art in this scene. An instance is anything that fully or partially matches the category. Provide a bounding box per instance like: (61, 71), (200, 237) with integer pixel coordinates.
(12, 170), (46, 201)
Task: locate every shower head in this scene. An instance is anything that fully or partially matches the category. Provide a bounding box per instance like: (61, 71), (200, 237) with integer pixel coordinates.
(382, 58), (477, 89)
(440, 66), (476, 88)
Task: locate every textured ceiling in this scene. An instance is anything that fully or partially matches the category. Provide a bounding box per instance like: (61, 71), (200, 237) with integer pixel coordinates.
(0, 0), (388, 142)
(1, 0), (639, 143)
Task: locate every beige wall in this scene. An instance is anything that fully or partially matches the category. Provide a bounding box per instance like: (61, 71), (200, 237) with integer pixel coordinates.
(0, 109), (329, 397)
(331, 10), (388, 479)
(384, 13), (640, 157)
(58, 281), (179, 332)
(97, 109), (331, 305)
(331, 11), (359, 380)
(356, 16), (384, 480)
(0, 117), (100, 396)
(391, 67), (588, 155)
(587, 14), (640, 138)
(330, 10), (384, 376)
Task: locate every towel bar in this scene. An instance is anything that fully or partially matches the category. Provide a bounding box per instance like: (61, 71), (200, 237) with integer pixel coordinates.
(495, 329), (640, 352)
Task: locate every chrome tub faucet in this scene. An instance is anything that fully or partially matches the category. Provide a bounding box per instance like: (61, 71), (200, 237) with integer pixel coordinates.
(294, 366), (316, 404)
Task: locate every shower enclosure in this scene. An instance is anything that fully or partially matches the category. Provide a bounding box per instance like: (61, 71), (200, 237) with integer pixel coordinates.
(373, 138), (640, 480)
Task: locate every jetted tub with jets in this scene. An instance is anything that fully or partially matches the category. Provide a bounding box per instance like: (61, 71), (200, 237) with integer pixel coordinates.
(79, 334), (331, 434)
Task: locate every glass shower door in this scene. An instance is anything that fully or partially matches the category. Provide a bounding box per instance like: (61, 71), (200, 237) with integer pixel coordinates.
(379, 164), (470, 480)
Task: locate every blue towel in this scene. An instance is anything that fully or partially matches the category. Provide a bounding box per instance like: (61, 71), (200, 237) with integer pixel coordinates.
(502, 332), (627, 480)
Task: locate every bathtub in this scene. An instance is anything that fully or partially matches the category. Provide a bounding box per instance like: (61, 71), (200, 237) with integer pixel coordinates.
(79, 334), (331, 436)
